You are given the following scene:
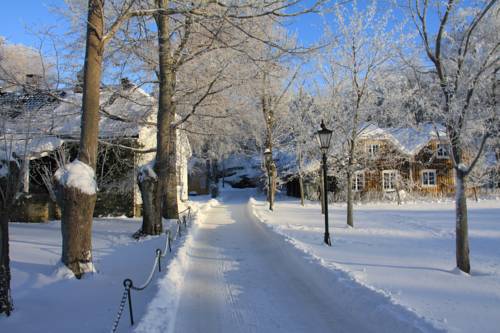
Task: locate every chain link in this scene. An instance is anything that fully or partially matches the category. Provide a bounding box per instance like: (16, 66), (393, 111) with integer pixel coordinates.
(110, 289), (129, 333)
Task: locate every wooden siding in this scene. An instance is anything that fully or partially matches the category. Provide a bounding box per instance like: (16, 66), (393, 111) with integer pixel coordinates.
(355, 138), (455, 197)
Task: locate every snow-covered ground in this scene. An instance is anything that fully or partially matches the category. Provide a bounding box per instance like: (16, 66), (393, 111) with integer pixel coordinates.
(3, 189), (499, 333)
(0, 197), (214, 333)
(135, 188), (440, 333)
(251, 196), (500, 333)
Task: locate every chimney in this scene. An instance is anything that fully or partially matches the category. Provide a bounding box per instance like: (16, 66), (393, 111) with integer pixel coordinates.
(74, 69), (84, 93)
(25, 74), (43, 90)
(120, 77), (134, 90)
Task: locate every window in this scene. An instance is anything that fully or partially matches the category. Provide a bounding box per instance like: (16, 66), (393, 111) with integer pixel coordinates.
(368, 144), (380, 157)
(352, 171), (365, 192)
(437, 144), (449, 159)
(422, 169), (437, 187)
(382, 170), (398, 191)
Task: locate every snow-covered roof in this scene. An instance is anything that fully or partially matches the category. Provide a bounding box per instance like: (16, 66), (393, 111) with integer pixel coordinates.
(359, 123), (447, 156)
(0, 85), (156, 159)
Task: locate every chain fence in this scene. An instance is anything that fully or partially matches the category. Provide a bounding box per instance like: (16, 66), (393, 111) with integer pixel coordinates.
(110, 206), (192, 333)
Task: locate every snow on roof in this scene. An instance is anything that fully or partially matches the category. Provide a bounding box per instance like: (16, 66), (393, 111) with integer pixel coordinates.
(359, 123), (447, 155)
(0, 86), (156, 158)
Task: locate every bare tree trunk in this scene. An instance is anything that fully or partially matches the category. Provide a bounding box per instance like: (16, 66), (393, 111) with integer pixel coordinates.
(137, 173), (161, 235)
(395, 183), (402, 205)
(455, 170), (470, 273)
(298, 174), (305, 206)
(59, 0), (103, 277)
(346, 136), (356, 227)
(270, 162), (277, 209)
(164, 130), (178, 219)
(153, 0), (176, 225)
(0, 212), (12, 315)
(297, 150), (305, 206)
(346, 169), (354, 227)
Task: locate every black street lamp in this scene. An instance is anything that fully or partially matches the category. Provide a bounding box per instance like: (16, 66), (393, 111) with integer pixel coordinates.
(263, 148), (273, 211)
(316, 120), (333, 246)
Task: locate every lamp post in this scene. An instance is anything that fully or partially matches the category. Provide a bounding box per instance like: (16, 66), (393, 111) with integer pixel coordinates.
(316, 120), (333, 246)
(263, 148), (273, 211)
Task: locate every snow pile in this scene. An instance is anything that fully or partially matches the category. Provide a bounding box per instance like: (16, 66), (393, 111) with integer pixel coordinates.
(250, 197), (500, 333)
(138, 161), (158, 182)
(54, 160), (97, 195)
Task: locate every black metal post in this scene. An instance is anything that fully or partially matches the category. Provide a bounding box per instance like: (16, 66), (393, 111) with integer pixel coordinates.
(268, 172), (273, 211)
(123, 279), (134, 326)
(322, 153), (331, 246)
(156, 249), (162, 272)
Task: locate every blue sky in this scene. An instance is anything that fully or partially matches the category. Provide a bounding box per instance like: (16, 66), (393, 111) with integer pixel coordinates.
(0, 0), (69, 46)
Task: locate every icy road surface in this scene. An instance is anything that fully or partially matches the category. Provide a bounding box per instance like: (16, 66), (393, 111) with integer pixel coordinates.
(137, 190), (438, 333)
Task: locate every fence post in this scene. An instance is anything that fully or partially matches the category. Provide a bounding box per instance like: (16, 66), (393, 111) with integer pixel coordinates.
(123, 279), (134, 326)
(156, 249), (162, 272)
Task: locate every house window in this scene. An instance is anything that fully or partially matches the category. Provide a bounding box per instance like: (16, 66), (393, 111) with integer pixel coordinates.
(382, 170), (398, 191)
(437, 144), (449, 159)
(422, 169), (437, 187)
(368, 144), (379, 157)
(352, 171), (365, 192)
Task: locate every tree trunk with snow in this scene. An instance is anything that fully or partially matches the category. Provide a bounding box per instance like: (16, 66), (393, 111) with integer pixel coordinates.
(58, 0), (103, 277)
(58, 186), (96, 278)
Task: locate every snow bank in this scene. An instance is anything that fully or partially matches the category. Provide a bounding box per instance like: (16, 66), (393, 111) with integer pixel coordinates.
(249, 197), (500, 333)
(54, 160), (97, 195)
(135, 198), (219, 333)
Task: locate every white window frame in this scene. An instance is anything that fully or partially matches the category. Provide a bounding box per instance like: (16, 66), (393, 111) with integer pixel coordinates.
(367, 143), (380, 158)
(421, 169), (437, 187)
(352, 171), (365, 192)
(436, 143), (449, 159)
(382, 170), (398, 192)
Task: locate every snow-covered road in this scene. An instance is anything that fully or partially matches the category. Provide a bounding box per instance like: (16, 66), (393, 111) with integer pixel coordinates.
(137, 190), (438, 333)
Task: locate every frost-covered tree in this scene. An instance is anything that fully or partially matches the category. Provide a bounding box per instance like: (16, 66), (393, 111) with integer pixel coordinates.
(408, 0), (499, 273)
(55, 0), (160, 277)
(0, 37), (54, 91)
(321, 0), (404, 227)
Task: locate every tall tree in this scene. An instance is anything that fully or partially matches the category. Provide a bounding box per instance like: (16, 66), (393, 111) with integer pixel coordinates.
(408, 0), (499, 272)
(56, 0), (152, 276)
(322, 0), (402, 227)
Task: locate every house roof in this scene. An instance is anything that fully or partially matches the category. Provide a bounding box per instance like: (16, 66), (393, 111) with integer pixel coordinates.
(1, 86), (156, 159)
(358, 123), (447, 156)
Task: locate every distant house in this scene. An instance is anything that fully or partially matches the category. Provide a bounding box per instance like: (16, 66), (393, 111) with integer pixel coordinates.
(0, 79), (191, 221)
(284, 123), (498, 202)
(352, 123), (497, 199)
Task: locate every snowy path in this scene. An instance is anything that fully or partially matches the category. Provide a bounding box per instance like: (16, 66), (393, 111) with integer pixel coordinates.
(138, 190), (437, 333)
